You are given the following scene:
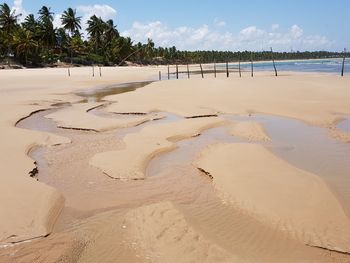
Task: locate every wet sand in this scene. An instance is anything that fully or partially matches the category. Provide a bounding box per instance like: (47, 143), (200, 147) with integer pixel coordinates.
(338, 118), (350, 133)
(1, 68), (350, 262)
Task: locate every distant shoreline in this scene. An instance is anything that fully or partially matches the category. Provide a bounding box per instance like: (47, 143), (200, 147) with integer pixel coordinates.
(0, 57), (347, 70)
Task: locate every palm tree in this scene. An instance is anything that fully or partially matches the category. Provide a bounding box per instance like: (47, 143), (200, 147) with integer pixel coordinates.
(0, 3), (21, 65)
(145, 38), (155, 61)
(38, 6), (53, 23)
(100, 19), (120, 63)
(104, 19), (119, 42)
(23, 14), (37, 32)
(117, 37), (136, 65)
(61, 8), (81, 36)
(87, 15), (105, 54)
(14, 28), (38, 65)
(56, 27), (70, 62)
(61, 8), (82, 64)
(69, 35), (84, 57)
(0, 3), (21, 31)
(38, 6), (56, 62)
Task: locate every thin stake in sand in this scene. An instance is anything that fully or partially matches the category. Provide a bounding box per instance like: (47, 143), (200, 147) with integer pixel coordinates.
(167, 65), (170, 80)
(226, 61), (229, 78)
(214, 62), (217, 78)
(200, 63), (204, 78)
(239, 54), (242, 78)
(341, 48), (347, 77)
(271, 47), (278, 77)
(250, 52), (254, 77)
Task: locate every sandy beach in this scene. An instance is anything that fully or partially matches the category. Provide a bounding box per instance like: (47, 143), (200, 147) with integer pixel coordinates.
(1, 67), (350, 262)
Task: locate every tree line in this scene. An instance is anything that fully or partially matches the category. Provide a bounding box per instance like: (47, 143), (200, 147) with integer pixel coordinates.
(0, 3), (348, 67)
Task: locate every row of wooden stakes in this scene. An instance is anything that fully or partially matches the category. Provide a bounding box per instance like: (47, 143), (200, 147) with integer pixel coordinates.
(67, 66), (103, 77)
(158, 60), (276, 81)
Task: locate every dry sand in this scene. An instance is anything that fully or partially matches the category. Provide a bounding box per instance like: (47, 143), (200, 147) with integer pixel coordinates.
(194, 143), (350, 253)
(1, 67), (350, 262)
(123, 202), (238, 263)
(0, 202), (241, 263)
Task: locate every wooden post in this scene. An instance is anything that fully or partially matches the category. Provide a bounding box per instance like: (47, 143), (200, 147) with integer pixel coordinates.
(99, 66), (102, 77)
(187, 64), (190, 79)
(159, 71), (161, 81)
(341, 48), (346, 77)
(168, 65), (170, 80)
(226, 62), (229, 78)
(200, 63), (204, 78)
(176, 64), (179, 79)
(238, 56), (242, 78)
(68, 68), (71, 77)
(92, 66), (95, 77)
(271, 47), (278, 77)
(250, 53), (254, 77)
(214, 62), (217, 78)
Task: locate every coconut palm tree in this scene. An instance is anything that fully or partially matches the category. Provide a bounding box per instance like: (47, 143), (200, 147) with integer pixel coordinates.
(0, 3), (21, 31)
(100, 19), (120, 63)
(37, 6), (56, 62)
(61, 8), (81, 36)
(69, 34), (85, 56)
(14, 28), (38, 65)
(87, 15), (105, 54)
(145, 38), (155, 61)
(0, 3), (21, 65)
(104, 19), (119, 42)
(61, 8), (82, 64)
(23, 14), (38, 32)
(38, 6), (53, 23)
(116, 37), (136, 65)
(56, 27), (69, 48)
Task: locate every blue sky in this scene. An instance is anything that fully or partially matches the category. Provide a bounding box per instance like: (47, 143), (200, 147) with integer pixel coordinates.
(10, 0), (350, 51)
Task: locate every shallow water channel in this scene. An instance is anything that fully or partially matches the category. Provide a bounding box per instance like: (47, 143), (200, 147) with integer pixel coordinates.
(75, 81), (154, 103)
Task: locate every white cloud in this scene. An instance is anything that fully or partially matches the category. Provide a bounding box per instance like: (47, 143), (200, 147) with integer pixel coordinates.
(122, 21), (235, 50)
(53, 13), (62, 29)
(76, 4), (117, 37)
(9, 1), (334, 51)
(122, 22), (333, 51)
(77, 4), (117, 21)
(271, 24), (280, 31)
(11, 0), (27, 22)
(239, 26), (265, 41)
(290, 24), (303, 39)
(214, 18), (226, 27)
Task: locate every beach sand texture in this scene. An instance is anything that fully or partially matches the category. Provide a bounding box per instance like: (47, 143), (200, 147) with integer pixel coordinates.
(45, 102), (164, 132)
(0, 67), (159, 243)
(228, 121), (271, 141)
(0, 67), (350, 262)
(90, 117), (225, 179)
(194, 143), (350, 253)
(105, 75), (350, 127)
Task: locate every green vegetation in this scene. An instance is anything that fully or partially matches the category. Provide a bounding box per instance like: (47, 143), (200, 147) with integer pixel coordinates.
(0, 2), (348, 67)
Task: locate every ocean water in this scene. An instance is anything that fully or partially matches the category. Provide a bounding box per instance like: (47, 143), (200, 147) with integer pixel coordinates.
(229, 59), (349, 74)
